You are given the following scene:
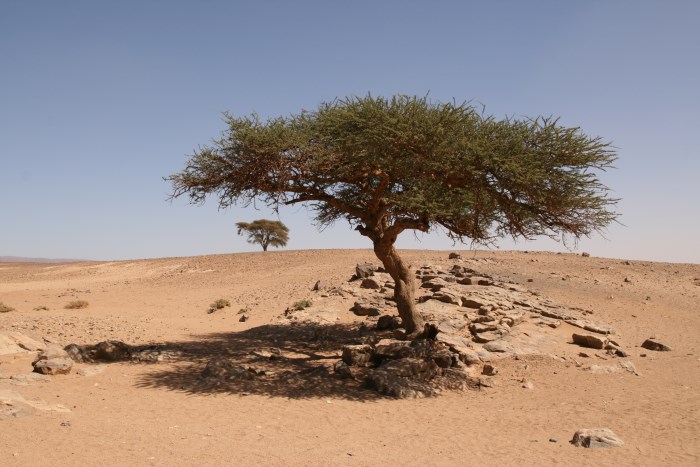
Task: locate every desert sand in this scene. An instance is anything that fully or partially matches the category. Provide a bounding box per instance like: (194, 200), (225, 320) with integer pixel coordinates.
(1, 249), (698, 466)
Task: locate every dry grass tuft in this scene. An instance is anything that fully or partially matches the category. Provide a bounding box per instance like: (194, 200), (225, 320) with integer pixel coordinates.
(65, 300), (89, 309)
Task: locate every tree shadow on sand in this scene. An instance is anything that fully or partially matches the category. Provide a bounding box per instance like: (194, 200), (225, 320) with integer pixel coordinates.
(133, 322), (390, 401)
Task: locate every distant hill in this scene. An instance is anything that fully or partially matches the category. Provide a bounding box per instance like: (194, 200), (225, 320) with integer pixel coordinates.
(0, 256), (85, 263)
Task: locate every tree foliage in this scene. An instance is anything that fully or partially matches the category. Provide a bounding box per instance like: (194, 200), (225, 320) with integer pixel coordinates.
(168, 95), (618, 333)
(235, 219), (289, 251)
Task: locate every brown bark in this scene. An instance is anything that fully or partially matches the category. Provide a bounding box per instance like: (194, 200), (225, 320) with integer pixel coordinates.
(373, 240), (424, 334)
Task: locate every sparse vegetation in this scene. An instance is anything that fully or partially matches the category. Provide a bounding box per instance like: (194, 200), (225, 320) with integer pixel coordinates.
(65, 300), (89, 309)
(34, 305), (50, 311)
(0, 302), (15, 313)
(208, 298), (231, 314)
(292, 299), (313, 311)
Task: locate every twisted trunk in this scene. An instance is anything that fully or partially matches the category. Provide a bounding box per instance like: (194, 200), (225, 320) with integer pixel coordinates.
(373, 240), (424, 334)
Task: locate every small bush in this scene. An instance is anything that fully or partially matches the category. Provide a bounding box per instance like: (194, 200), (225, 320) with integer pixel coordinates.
(65, 300), (89, 309)
(292, 299), (313, 311)
(207, 298), (231, 314)
(0, 302), (15, 313)
(34, 305), (50, 311)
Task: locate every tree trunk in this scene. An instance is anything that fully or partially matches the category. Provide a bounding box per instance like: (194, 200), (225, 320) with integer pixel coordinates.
(373, 241), (424, 335)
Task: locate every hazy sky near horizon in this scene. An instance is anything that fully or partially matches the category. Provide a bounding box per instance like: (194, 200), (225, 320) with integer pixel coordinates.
(2, 1), (698, 263)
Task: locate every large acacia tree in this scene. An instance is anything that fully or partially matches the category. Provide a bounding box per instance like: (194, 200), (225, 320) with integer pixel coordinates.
(168, 95), (618, 334)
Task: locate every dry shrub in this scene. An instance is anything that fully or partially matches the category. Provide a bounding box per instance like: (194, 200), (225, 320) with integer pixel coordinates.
(65, 300), (89, 309)
(0, 302), (15, 313)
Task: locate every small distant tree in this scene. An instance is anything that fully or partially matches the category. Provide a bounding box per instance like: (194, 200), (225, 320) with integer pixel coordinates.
(167, 95), (618, 334)
(235, 219), (289, 251)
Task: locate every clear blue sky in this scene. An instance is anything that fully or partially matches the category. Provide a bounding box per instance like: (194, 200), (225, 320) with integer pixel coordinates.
(1, 1), (698, 263)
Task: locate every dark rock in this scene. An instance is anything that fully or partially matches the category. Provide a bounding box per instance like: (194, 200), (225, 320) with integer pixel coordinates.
(333, 360), (353, 379)
(420, 278), (449, 291)
(376, 315), (401, 331)
(93, 341), (132, 362)
(199, 358), (260, 384)
(431, 349), (454, 368)
(373, 339), (414, 361)
(365, 358), (439, 398)
(461, 297), (490, 309)
(571, 428), (624, 448)
(641, 338), (671, 352)
(355, 263), (377, 279)
(351, 302), (381, 317)
(360, 277), (382, 289)
(341, 344), (373, 367)
(481, 364), (497, 376)
(470, 322), (499, 334)
(572, 333), (605, 350)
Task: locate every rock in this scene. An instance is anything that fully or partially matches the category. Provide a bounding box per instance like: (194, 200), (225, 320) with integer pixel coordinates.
(360, 277), (382, 289)
(482, 341), (512, 353)
(522, 380), (534, 389)
(341, 344), (373, 367)
(572, 333), (605, 350)
(420, 278), (449, 291)
(472, 327), (509, 344)
(333, 360), (353, 379)
(33, 358), (73, 375)
(355, 263), (377, 279)
(641, 338), (672, 352)
(351, 301), (381, 316)
(0, 332), (46, 356)
(571, 428), (624, 448)
(239, 313), (249, 322)
(376, 315), (401, 331)
(481, 364), (497, 376)
(470, 322), (499, 334)
(461, 297), (491, 309)
(35, 346), (70, 362)
(448, 252), (462, 260)
(1, 373), (51, 385)
(93, 341), (132, 361)
(373, 339), (414, 361)
(365, 358), (439, 398)
(431, 349), (454, 368)
(199, 358), (261, 384)
(430, 291), (462, 306)
(312, 280), (325, 291)
(586, 360), (639, 375)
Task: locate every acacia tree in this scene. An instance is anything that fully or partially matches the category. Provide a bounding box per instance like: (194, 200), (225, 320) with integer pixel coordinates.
(167, 95), (618, 334)
(236, 219), (289, 251)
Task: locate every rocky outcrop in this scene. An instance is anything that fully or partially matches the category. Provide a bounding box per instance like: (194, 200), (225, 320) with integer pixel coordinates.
(641, 338), (672, 351)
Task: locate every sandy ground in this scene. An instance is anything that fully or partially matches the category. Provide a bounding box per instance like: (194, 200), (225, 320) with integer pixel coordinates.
(1, 249), (698, 466)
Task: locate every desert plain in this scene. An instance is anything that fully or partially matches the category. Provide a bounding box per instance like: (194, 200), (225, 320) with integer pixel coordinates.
(1, 249), (698, 466)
